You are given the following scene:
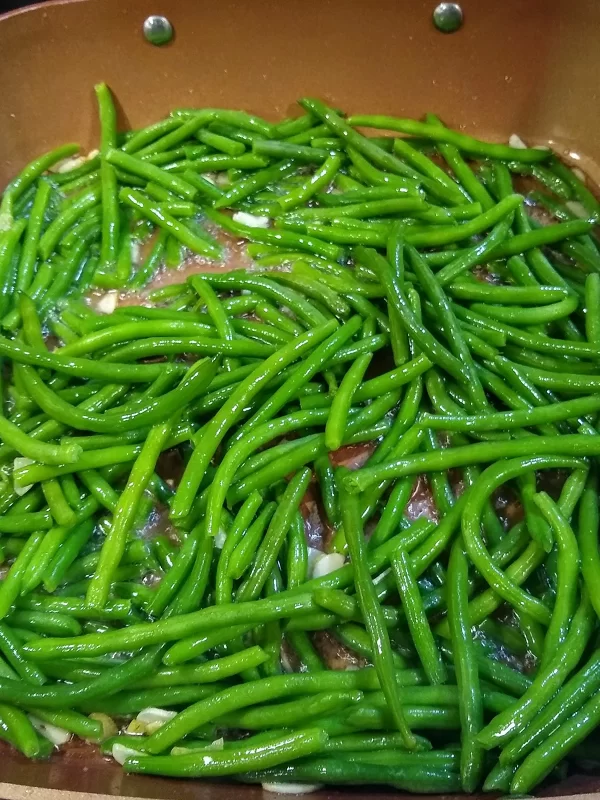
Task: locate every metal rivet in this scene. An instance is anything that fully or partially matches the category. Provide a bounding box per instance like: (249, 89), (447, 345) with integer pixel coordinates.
(432, 2), (464, 33)
(143, 15), (174, 46)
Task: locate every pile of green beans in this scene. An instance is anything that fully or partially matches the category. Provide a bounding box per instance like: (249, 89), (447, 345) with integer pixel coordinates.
(0, 85), (599, 795)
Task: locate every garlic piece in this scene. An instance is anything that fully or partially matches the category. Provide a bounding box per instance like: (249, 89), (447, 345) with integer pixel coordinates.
(232, 211), (271, 228)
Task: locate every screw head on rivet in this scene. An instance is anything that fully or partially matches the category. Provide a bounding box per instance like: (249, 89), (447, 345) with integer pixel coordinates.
(143, 15), (174, 46)
(432, 2), (464, 33)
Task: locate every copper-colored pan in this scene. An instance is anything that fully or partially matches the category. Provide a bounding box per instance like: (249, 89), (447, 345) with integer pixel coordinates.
(1, 0), (600, 798)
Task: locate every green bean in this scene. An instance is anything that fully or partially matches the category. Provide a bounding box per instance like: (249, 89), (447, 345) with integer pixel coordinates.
(41, 479), (77, 527)
(510, 688), (600, 793)
(315, 454), (340, 529)
(222, 690), (362, 730)
(0, 335), (185, 382)
(0, 623), (46, 685)
(578, 475), (600, 619)
(344, 437), (592, 492)
(470, 294), (578, 326)
(135, 113), (212, 156)
(478, 592), (595, 749)
(43, 519), (94, 593)
(237, 470), (310, 601)
(82, 683), (222, 714)
(179, 169), (224, 204)
(0, 221), (26, 307)
(450, 281), (567, 304)
(269, 114), (316, 139)
(146, 526), (203, 618)
(492, 218), (593, 258)
(106, 149), (198, 200)
(77, 470), (118, 511)
(0, 510), (51, 534)
(2, 100), (599, 790)
(318, 186), (415, 208)
(532, 491), (579, 664)
(215, 492), (262, 604)
(205, 207), (344, 260)
(138, 649), (269, 691)
(214, 412), (326, 536)
(333, 622), (405, 668)
(426, 114), (494, 209)
(346, 114), (550, 162)
(92, 83), (120, 272)
(172, 320), (336, 521)
(164, 529), (213, 619)
(383, 224), (409, 361)
(442, 641), (532, 698)
(189, 275), (239, 371)
(337, 468), (416, 749)
(325, 732), (433, 754)
(198, 270), (328, 326)
(214, 159), (296, 208)
(262, 269), (350, 318)
(391, 548), (447, 684)
(276, 154), (342, 213)
(102, 335), (275, 362)
(500, 649), (600, 767)
(228, 419), (393, 504)
(483, 761), (516, 792)
(84, 417), (174, 608)
(15, 357), (216, 436)
(409, 247), (488, 408)
(584, 272), (600, 345)
(0, 531), (44, 619)
(284, 630), (323, 672)
(21, 590), (314, 659)
(29, 707), (102, 741)
(0, 704), (43, 758)
(347, 148), (421, 192)
(16, 180), (52, 292)
(17, 595), (130, 623)
(392, 137), (466, 203)
(67, 316), (208, 352)
(125, 729), (326, 777)
(197, 128), (246, 155)
(20, 523), (73, 594)
(313, 588), (356, 620)
(239, 756), (461, 791)
(142, 667), (418, 754)
(7, 609), (82, 637)
(289, 197), (428, 221)
(447, 539), (484, 792)
(122, 119), (182, 154)
(355, 247), (465, 385)
(163, 624), (260, 666)
(0, 646), (160, 708)
(325, 354), (372, 450)
(1, 143), (79, 220)
(254, 304), (302, 340)
(287, 512), (308, 589)
(253, 139), (331, 163)
(119, 189), (220, 258)
(460, 457), (586, 624)
(0, 413), (82, 465)
(171, 153), (267, 173)
(420, 392), (600, 432)
(368, 477), (414, 551)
